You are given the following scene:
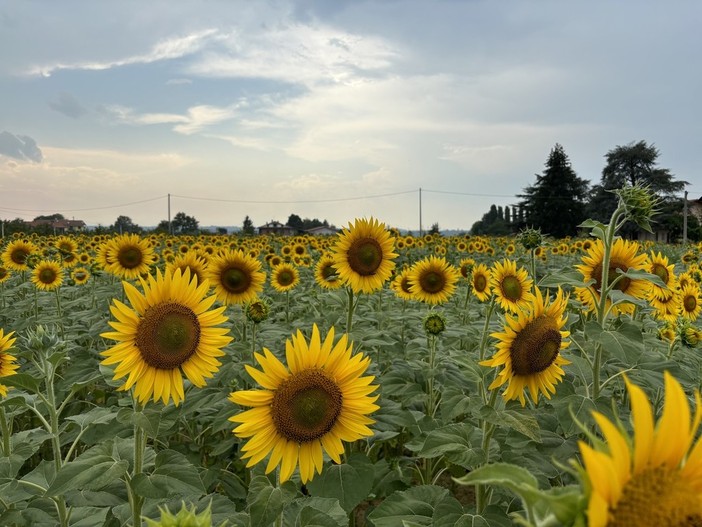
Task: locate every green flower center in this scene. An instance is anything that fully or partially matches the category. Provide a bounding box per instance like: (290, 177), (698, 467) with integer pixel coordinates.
(136, 302), (201, 369)
(651, 263), (670, 284)
(222, 266), (251, 294)
(347, 238), (383, 276)
(684, 294), (698, 313)
(510, 315), (561, 375)
(277, 270), (295, 286)
(272, 368), (343, 443)
(500, 275), (523, 302)
(608, 466), (702, 527)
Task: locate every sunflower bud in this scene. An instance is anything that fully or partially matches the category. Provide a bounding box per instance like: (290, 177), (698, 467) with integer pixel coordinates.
(517, 227), (543, 251)
(423, 311), (447, 336)
(680, 325), (702, 348)
(657, 323), (676, 343)
(145, 502), (221, 527)
(614, 184), (660, 233)
(245, 298), (271, 324)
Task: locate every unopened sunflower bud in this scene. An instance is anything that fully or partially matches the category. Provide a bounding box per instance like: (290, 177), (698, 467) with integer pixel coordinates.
(681, 325), (701, 348)
(614, 184), (660, 233)
(657, 324), (676, 343)
(245, 298), (270, 324)
(517, 228), (543, 251)
(423, 312), (447, 336)
(145, 502), (222, 527)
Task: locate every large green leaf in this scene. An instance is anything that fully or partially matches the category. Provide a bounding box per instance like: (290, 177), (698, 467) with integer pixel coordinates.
(247, 476), (284, 527)
(131, 449), (204, 499)
(412, 423), (483, 469)
(306, 453), (375, 513)
(283, 497), (348, 527)
(366, 485), (449, 527)
(45, 456), (128, 496)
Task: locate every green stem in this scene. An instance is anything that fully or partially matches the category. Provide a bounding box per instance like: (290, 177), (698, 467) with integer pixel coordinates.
(426, 334), (438, 418)
(130, 401), (146, 527)
(346, 287), (356, 335)
(0, 405), (11, 457)
(54, 287), (64, 338)
(476, 388), (500, 514)
(43, 354), (69, 527)
(251, 322), (258, 363)
(478, 298), (496, 363)
(286, 290), (290, 323)
(530, 248), (537, 283)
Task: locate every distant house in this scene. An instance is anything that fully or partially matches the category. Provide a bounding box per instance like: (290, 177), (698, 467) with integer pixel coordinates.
(305, 225), (338, 236)
(688, 197), (702, 224)
(258, 221), (296, 236)
(26, 218), (86, 234)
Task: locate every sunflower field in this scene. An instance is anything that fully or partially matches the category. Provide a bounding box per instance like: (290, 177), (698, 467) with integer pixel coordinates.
(1, 187), (702, 526)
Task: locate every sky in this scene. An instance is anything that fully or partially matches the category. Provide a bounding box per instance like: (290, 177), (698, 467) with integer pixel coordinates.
(1, 0), (700, 232)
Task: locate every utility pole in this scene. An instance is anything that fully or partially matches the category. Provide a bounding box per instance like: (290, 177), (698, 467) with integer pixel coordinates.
(418, 188), (423, 236)
(683, 190), (688, 245)
(168, 193), (172, 234)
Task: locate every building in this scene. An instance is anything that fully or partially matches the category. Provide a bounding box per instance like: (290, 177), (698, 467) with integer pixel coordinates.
(25, 218), (86, 234)
(257, 221), (296, 236)
(305, 225), (339, 236)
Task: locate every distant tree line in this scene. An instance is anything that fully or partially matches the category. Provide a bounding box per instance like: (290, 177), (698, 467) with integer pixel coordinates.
(471, 140), (699, 241)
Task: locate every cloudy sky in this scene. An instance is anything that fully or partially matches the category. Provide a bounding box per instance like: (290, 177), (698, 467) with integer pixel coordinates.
(1, 0), (700, 232)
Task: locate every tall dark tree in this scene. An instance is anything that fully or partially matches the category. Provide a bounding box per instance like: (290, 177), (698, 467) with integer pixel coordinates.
(171, 212), (199, 235)
(518, 143), (589, 238)
(111, 215), (141, 234)
(287, 214), (304, 231)
(471, 204), (511, 235)
(587, 141), (687, 231)
(242, 215), (255, 235)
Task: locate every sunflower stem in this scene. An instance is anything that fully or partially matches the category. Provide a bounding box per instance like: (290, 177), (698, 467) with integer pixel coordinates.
(251, 322), (257, 363)
(130, 400), (146, 527)
(346, 287), (356, 334)
(0, 405), (11, 457)
(426, 333), (438, 419)
(286, 290), (290, 323)
(529, 248), (537, 283)
(478, 297), (496, 363)
(476, 387), (499, 514)
(54, 287), (64, 338)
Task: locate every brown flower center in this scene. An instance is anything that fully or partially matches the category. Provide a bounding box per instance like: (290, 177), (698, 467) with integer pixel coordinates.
(347, 238), (383, 276)
(591, 261), (631, 293)
(221, 266), (251, 294)
(608, 466), (702, 527)
(117, 246), (143, 269)
(272, 368), (343, 443)
(276, 269), (295, 287)
(510, 315), (561, 375)
(39, 267), (57, 284)
(473, 273), (488, 293)
(684, 294), (698, 313)
(419, 269), (446, 294)
(135, 302), (201, 369)
(10, 248), (28, 265)
(651, 262), (670, 285)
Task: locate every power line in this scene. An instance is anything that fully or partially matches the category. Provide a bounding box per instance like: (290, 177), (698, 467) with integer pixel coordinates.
(0, 195), (166, 214)
(169, 190), (417, 204)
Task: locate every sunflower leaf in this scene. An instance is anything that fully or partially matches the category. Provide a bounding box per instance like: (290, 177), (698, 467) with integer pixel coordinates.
(247, 475), (284, 527)
(306, 452), (375, 513)
(130, 449), (204, 499)
(366, 485), (450, 527)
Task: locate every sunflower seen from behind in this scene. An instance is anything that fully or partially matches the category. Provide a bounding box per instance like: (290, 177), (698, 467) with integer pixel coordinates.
(332, 217), (397, 294)
(490, 259), (534, 313)
(229, 324), (379, 483)
(31, 260), (64, 291)
(0, 329), (19, 398)
(408, 255), (460, 305)
(480, 287), (570, 406)
(578, 372), (702, 526)
(206, 249), (265, 305)
(101, 268), (232, 406)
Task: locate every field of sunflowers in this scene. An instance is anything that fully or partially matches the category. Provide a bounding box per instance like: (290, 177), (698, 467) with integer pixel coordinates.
(1, 188), (701, 526)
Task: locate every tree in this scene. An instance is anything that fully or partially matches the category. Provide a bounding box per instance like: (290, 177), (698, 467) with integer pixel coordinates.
(171, 212), (199, 235)
(587, 141), (687, 234)
(287, 214), (304, 232)
(33, 213), (64, 221)
(111, 215), (141, 234)
(429, 222), (440, 235)
(242, 215), (255, 236)
(518, 144), (590, 238)
(471, 204), (512, 235)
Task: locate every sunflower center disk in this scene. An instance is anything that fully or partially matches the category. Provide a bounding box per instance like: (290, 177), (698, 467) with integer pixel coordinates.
(474, 274), (487, 293)
(420, 271), (446, 294)
(501, 275), (523, 301)
(278, 271), (294, 286)
(652, 264), (669, 284)
(11, 249), (28, 265)
(348, 238), (383, 276)
(510, 315), (561, 375)
(222, 267), (251, 293)
(39, 268), (57, 284)
(135, 302), (201, 369)
(321, 264), (337, 280)
(608, 466), (702, 527)
(272, 369), (343, 443)
(118, 247), (143, 269)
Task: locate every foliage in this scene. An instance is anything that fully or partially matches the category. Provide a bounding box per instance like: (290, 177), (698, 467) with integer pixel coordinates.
(241, 216), (255, 236)
(471, 204), (513, 235)
(111, 215), (142, 234)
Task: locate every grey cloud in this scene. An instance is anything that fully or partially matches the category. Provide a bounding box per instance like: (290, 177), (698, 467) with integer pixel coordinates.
(48, 92), (87, 118)
(0, 132), (43, 163)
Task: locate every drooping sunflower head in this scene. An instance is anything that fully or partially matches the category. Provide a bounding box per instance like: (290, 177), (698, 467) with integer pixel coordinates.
(2, 240), (37, 272)
(31, 260), (64, 291)
(408, 256), (460, 305)
(480, 287), (571, 406)
(229, 324), (379, 484)
(577, 372), (702, 527)
(206, 249), (266, 305)
(471, 263), (492, 302)
(489, 259), (534, 313)
(0, 329), (19, 398)
(0, 266), (11, 284)
(314, 254), (342, 290)
(332, 217), (397, 294)
(648, 289), (681, 323)
(100, 268), (233, 406)
(271, 263), (300, 293)
(575, 238), (650, 315)
(104, 234), (156, 280)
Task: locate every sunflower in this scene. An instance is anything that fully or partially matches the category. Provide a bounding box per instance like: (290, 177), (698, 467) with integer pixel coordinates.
(679, 282), (702, 321)
(458, 258), (475, 279)
(408, 256), (460, 305)
(480, 287), (570, 406)
(103, 234), (156, 280)
(206, 249), (265, 305)
(0, 329), (19, 398)
(578, 372), (702, 526)
(489, 259), (534, 313)
(575, 238), (649, 316)
(100, 268), (232, 406)
(648, 289), (681, 323)
(271, 263), (300, 293)
(0, 266), (11, 284)
(229, 324), (379, 483)
(2, 240), (36, 272)
(332, 217), (397, 294)
(471, 263), (492, 302)
(31, 260), (64, 291)
(71, 267), (91, 285)
(314, 254), (342, 290)
(166, 251), (209, 286)
(646, 251), (676, 300)
(391, 267), (414, 301)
